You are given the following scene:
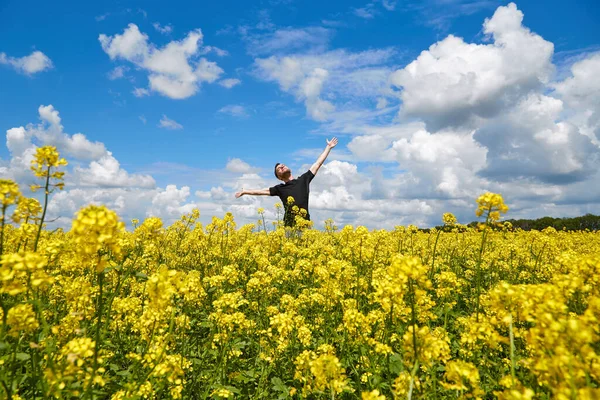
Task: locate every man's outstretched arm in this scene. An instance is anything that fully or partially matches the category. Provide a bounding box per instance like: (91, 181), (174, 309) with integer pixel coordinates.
(235, 188), (271, 198)
(310, 137), (338, 176)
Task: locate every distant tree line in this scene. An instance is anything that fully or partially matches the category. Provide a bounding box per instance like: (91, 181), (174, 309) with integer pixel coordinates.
(466, 214), (600, 231)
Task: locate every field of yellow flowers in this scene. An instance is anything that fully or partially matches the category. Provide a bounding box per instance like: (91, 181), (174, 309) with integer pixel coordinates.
(0, 146), (599, 399)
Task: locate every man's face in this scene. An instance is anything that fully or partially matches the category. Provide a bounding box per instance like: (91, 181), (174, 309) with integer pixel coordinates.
(276, 163), (291, 180)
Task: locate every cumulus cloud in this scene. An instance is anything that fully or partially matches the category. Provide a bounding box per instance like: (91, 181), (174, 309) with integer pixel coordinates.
(553, 53), (600, 143)
(0, 50), (53, 75)
(226, 158), (255, 173)
(158, 115), (183, 130)
(315, 3), (600, 226)
(4, 105), (156, 194)
(7, 105), (107, 164)
(475, 93), (597, 184)
(389, 2), (554, 132)
(73, 153), (156, 188)
(99, 24), (225, 99)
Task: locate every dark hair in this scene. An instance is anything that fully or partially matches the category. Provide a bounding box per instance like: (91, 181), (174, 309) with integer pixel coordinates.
(274, 163), (281, 178)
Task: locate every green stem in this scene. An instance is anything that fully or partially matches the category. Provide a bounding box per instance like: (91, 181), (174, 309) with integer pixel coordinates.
(89, 271), (104, 399)
(509, 314), (516, 388)
(0, 204), (7, 257)
(33, 167), (51, 252)
(429, 229), (442, 280)
(475, 213), (489, 322)
(16, 216), (29, 253)
(407, 359), (420, 400)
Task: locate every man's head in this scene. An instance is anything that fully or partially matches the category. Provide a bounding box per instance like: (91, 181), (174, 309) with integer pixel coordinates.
(274, 163), (291, 181)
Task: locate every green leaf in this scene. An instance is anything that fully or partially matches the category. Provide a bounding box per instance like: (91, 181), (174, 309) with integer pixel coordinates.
(389, 353), (404, 375)
(271, 377), (288, 393)
(135, 271), (148, 281)
(223, 385), (241, 394)
(109, 363), (120, 371)
(16, 352), (31, 361)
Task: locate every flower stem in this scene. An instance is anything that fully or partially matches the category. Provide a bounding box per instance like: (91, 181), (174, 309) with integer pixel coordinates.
(33, 166), (51, 252)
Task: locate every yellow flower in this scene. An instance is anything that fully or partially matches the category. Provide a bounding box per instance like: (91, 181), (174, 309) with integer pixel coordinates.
(475, 192), (509, 222)
(361, 389), (386, 400)
(294, 348), (350, 396)
(71, 205), (125, 271)
(0, 179), (21, 207)
(6, 303), (39, 337)
(0, 251), (52, 296)
(442, 212), (457, 226)
(393, 371), (420, 398)
(12, 196), (42, 224)
(30, 145), (68, 179)
(441, 360), (483, 398)
(211, 387), (234, 398)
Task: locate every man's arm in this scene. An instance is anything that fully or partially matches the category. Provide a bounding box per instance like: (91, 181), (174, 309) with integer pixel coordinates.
(235, 188), (271, 198)
(310, 137), (338, 176)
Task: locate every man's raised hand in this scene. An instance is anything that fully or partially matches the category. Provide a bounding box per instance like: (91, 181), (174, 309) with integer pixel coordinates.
(235, 190), (244, 198)
(327, 137), (338, 149)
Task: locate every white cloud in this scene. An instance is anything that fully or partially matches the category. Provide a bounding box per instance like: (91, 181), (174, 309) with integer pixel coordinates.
(226, 158), (256, 174)
(553, 52), (600, 143)
(147, 185), (198, 219)
(0, 50), (53, 75)
(10, 105), (108, 161)
(3, 106), (274, 229)
(4, 105), (154, 193)
(254, 48), (395, 121)
(139, 115), (147, 124)
(219, 78), (241, 88)
(133, 87), (150, 97)
(203, 46), (229, 57)
(354, 5), (377, 19)
(376, 98), (388, 109)
(381, 0), (396, 11)
(389, 2), (554, 131)
(553, 53), (600, 109)
(153, 22), (173, 35)
(107, 66), (129, 80)
(158, 115), (183, 130)
(474, 93), (597, 184)
(73, 152), (156, 188)
(218, 105), (250, 118)
(99, 23), (225, 99)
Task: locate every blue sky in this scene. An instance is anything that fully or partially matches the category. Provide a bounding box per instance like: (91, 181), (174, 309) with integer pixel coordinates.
(1, 0), (599, 228)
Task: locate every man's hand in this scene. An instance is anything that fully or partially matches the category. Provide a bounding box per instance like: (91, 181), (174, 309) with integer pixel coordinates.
(310, 137), (338, 175)
(235, 190), (245, 198)
(327, 137), (338, 149)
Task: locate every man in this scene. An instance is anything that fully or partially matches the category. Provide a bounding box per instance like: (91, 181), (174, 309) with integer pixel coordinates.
(235, 137), (338, 226)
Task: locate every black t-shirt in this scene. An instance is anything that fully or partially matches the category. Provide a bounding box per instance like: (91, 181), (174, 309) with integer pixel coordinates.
(269, 170), (315, 226)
